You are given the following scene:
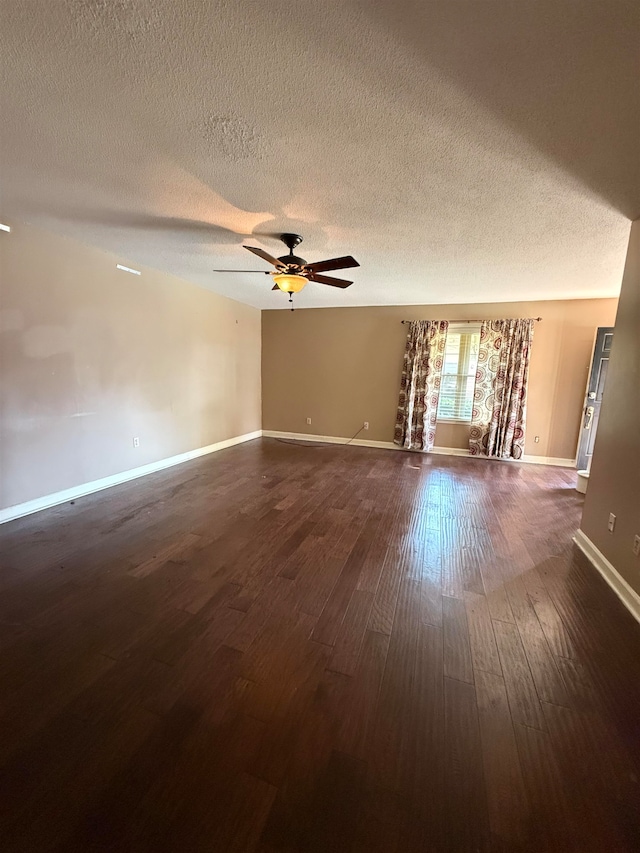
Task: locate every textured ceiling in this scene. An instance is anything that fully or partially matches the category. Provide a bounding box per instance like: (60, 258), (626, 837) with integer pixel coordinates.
(1, 0), (638, 309)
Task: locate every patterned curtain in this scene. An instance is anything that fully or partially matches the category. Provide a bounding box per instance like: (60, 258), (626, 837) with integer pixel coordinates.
(394, 320), (449, 451)
(469, 319), (534, 459)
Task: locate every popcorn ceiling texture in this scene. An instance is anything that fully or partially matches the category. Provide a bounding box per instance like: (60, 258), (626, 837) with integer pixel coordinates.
(199, 115), (268, 162)
(0, 0), (638, 309)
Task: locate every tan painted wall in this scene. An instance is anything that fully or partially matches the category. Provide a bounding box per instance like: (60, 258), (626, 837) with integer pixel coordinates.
(581, 221), (640, 595)
(262, 298), (618, 459)
(0, 220), (261, 510)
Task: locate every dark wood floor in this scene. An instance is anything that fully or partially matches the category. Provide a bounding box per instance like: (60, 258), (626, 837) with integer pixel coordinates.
(1, 439), (639, 852)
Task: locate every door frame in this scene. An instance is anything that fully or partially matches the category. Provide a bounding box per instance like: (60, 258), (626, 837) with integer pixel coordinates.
(575, 326), (614, 471)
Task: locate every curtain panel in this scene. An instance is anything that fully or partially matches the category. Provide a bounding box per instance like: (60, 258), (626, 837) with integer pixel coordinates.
(469, 318), (534, 460)
(394, 320), (449, 451)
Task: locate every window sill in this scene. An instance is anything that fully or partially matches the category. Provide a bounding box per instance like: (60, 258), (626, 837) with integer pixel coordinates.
(437, 418), (472, 425)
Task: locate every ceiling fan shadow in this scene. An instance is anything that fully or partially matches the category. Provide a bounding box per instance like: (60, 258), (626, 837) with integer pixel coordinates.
(56, 209), (246, 245)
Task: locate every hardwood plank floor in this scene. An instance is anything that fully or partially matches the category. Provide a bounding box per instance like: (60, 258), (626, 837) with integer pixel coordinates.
(1, 437), (639, 852)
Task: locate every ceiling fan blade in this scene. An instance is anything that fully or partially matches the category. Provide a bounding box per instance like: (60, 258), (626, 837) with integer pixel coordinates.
(305, 255), (359, 274)
(272, 284), (279, 290)
(243, 245), (285, 267)
(308, 273), (353, 288)
(213, 269), (270, 273)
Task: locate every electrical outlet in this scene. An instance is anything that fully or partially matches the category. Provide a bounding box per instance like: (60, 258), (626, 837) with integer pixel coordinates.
(633, 535), (640, 557)
(306, 417), (312, 425)
(363, 421), (369, 430)
(133, 436), (140, 448)
(534, 435), (540, 443)
(608, 513), (616, 533)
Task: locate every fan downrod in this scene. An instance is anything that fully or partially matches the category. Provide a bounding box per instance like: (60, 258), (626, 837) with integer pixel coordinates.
(278, 233), (306, 266)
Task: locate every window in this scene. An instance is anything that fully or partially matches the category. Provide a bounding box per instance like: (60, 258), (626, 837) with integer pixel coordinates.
(437, 324), (481, 422)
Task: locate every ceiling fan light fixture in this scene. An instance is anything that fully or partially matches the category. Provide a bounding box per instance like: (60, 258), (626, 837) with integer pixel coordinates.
(273, 272), (307, 293)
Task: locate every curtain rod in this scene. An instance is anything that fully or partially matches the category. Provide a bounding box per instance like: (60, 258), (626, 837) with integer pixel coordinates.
(400, 317), (542, 325)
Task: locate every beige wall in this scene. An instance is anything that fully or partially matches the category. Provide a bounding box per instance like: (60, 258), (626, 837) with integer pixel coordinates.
(581, 221), (640, 594)
(0, 220), (261, 510)
(262, 298), (618, 460)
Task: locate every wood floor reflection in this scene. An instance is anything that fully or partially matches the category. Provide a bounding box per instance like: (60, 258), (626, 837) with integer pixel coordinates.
(1, 438), (639, 851)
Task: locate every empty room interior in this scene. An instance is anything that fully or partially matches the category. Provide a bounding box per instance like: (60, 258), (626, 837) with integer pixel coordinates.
(1, 2), (640, 851)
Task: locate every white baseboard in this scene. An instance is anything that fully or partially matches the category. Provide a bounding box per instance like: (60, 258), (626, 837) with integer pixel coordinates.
(431, 446), (471, 457)
(262, 430), (399, 450)
(431, 448), (575, 467)
(263, 431), (574, 467)
(573, 529), (640, 625)
(0, 430), (263, 525)
(522, 454), (576, 467)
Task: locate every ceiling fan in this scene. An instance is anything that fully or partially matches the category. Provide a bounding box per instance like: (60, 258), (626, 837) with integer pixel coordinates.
(214, 233), (359, 308)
